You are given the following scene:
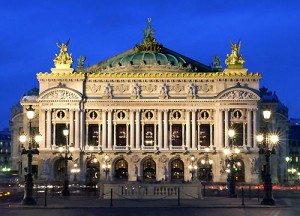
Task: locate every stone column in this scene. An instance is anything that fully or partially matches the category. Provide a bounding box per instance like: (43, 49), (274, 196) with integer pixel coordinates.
(210, 123), (213, 148)
(69, 109), (74, 146)
(197, 123), (200, 149)
(136, 110), (141, 149)
(224, 110), (229, 147)
(107, 110), (113, 149)
(114, 123), (117, 148)
(141, 123), (144, 149)
(126, 123), (129, 147)
(253, 109), (257, 148)
(164, 110), (168, 149)
(102, 111), (107, 149)
(154, 124), (157, 148)
(80, 109), (85, 150)
(46, 109), (52, 148)
(130, 110), (135, 149)
(191, 110), (196, 149)
(247, 109), (252, 148)
(243, 122), (246, 148)
(39, 109), (46, 149)
(85, 123), (89, 147)
(186, 110), (191, 149)
(182, 123), (185, 147)
(169, 124), (173, 149)
(158, 110), (163, 149)
(75, 110), (80, 149)
(98, 123), (101, 147)
(52, 123), (56, 146)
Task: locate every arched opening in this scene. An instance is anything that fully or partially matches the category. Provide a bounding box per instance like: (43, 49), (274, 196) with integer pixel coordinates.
(86, 158), (100, 185)
(54, 158), (65, 181)
(234, 159), (245, 182)
(142, 158), (156, 181)
(114, 159), (128, 180)
(171, 159), (184, 182)
(197, 157), (213, 182)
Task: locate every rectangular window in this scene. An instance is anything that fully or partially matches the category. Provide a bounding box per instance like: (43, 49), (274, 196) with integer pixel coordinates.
(116, 124), (126, 146)
(200, 124), (210, 147)
(55, 124), (67, 146)
(144, 124), (154, 146)
(231, 123), (243, 146)
(88, 124), (99, 146)
(172, 124), (182, 146)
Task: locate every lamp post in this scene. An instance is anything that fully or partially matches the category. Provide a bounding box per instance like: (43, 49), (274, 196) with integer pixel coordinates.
(224, 129), (240, 198)
(58, 128), (74, 196)
(256, 109), (279, 205)
(285, 157), (290, 183)
(188, 155), (198, 182)
(19, 105), (42, 205)
(200, 148), (213, 182)
(102, 155), (111, 181)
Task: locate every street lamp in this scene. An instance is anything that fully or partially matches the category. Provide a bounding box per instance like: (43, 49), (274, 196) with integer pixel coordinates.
(57, 128), (74, 196)
(256, 109), (279, 205)
(224, 129), (240, 198)
(188, 155), (198, 181)
(19, 105), (42, 205)
(285, 157), (290, 183)
(200, 149), (213, 182)
(102, 155), (111, 181)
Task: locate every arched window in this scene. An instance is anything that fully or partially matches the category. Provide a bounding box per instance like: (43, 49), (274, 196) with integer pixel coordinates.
(143, 158), (156, 181)
(114, 159), (128, 180)
(171, 159), (184, 182)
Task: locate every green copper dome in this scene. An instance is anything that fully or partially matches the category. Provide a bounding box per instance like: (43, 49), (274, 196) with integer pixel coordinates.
(108, 51), (186, 67)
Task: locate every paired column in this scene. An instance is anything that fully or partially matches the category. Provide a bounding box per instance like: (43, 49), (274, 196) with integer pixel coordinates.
(185, 111), (191, 148)
(191, 110), (196, 149)
(224, 109), (229, 147)
(163, 110), (168, 149)
(158, 110), (163, 149)
(75, 110), (80, 149)
(39, 109), (46, 149)
(130, 110), (135, 149)
(247, 109), (252, 148)
(253, 109), (257, 148)
(107, 110), (113, 149)
(135, 110), (141, 149)
(46, 109), (52, 148)
(69, 110), (74, 146)
(102, 111), (107, 149)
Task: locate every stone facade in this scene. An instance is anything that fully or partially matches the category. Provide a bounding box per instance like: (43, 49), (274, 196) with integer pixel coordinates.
(10, 21), (289, 186)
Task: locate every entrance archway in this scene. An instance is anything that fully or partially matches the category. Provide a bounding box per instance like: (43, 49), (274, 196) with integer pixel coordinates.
(235, 159), (245, 182)
(54, 158), (65, 181)
(142, 158), (156, 181)
(170, 159), (184, 182)
(86, 158), (100, 185)
(114, 159), (128, 180)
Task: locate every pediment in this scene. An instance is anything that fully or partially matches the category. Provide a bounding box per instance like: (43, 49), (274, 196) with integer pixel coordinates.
(218, 88), (260, 101)
(38, 88), (82, 101)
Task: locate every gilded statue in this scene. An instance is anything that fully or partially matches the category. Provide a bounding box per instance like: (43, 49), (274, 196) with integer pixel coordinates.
(225, 40), (245, 68)
(54, 39), (73, 68)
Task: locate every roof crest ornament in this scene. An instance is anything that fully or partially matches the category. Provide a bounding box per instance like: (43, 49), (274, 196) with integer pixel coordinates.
(225, 40), (245, 69)
(136, 18), (163, 52)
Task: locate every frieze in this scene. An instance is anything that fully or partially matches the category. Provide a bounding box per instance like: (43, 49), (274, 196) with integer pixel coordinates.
(86, 84), (101, 93)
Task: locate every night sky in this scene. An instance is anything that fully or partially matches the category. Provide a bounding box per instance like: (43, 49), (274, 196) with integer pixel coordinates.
(1, 0), (300, 129)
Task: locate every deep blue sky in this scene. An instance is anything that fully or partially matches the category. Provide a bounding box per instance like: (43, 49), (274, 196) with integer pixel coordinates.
(1, 0), (300, 129)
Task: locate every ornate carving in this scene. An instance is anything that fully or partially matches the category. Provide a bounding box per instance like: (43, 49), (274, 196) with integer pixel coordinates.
(86, 84), (101, 93)
(115, 84), (129, 93)
(41, 90), (80, 100)
(103, 83), (112, 99)
(159, 84), (169, 99)
(186, 83), (196, 99)
(220, 90), (258, 100)
(171, 84), (184, 93)
(130, 83), (141, 99)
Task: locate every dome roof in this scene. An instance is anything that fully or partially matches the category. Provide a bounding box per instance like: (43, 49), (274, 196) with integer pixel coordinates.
(85, 19), (215, 73)
(108, 51), (186, 67)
